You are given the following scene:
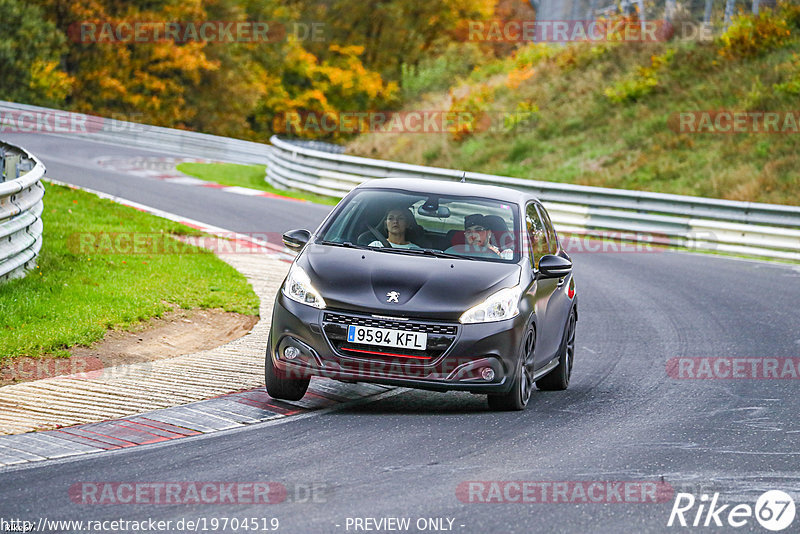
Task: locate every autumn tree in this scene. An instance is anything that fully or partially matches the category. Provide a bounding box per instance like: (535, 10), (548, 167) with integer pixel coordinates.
(12, 0), (502, 140)
(249, 40), (400, 141)
(287, 0), (497, 80)
(32, 0), (219, 128)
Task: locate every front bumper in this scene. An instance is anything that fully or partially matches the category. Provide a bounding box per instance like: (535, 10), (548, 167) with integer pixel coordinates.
(268, 293), (526, 394)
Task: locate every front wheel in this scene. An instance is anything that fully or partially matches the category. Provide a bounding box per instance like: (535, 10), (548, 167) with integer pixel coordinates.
(536, 308), (576, 391)
(265, 349), (310, 401)
(488, 328), (535, 411)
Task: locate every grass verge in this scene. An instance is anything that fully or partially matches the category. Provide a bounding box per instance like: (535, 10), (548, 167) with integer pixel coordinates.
(0, 181), (260, 359)
(176, 162), (339, 206)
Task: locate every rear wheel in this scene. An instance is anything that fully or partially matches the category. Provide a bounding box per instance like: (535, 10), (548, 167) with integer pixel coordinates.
(265, 349), (310, 401)
(488, 328), (535, 411)
(536, 308), (576, 391)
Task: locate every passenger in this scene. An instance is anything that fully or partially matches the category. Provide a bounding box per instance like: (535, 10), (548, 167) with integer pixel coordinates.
(368, 208), (422, 249)
(463, 214), (513, 259)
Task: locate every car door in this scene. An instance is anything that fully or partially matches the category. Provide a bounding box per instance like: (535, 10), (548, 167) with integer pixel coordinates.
(536, 203), (573, 362)
(524, 202), (559, 369)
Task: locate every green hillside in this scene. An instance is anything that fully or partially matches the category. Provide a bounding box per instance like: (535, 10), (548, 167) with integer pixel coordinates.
(347, 8), (800, 206)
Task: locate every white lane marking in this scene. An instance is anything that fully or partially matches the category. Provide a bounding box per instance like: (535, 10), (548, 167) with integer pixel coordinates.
(91, 155), (275, 198)
(221, 186), (266, 196)
(162, 177), (208, 186)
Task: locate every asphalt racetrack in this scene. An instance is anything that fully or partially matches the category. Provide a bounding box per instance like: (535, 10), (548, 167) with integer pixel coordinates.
(1, 133), (798, 533)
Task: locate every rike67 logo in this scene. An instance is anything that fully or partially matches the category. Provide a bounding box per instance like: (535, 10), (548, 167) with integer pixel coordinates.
(668, 490), (796, 531)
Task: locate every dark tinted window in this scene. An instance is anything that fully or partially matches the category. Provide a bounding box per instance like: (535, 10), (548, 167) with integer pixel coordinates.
(537, 204), (558, 255)
(525, 203), (548, 268)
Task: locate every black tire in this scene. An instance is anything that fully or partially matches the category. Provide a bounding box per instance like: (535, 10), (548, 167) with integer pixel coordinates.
(488, 327), (535, 411)
(265, 350), (310, 401)
(536, 308), (576, 391)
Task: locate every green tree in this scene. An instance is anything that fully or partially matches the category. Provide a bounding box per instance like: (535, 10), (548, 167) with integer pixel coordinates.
(0, 0), (71, 106)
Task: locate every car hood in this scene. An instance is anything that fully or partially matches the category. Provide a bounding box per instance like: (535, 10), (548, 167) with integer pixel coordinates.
(296, 244), (521, 320)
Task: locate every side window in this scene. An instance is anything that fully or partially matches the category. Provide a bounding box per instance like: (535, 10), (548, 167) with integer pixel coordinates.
(536, 204), (558, 255)
(525, 203), (548, 269)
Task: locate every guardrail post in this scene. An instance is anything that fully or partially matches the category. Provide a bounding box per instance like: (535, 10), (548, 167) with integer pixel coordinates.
(665, 0), (676, 21)
(4, 154), (20, 183)
(586, 0), (598, 20)
(724, 0), (735, 28)
(704, 0), (714, 26)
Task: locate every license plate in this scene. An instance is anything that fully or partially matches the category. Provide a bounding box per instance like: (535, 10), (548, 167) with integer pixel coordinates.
(347, 325), (427, 351)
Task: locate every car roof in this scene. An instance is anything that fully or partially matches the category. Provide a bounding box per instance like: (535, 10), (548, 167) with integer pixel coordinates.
(356, 177), (536, 205)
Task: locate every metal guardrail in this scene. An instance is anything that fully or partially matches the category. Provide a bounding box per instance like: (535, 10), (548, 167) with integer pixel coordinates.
(2, 99), (796, 262)
(0, 101), (271, 165)
(266, 135), (800, 261)
(0, 141), (46, 283)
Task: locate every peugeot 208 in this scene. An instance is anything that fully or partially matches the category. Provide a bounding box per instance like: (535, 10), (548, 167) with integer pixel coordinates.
(266, 178), (577, 410)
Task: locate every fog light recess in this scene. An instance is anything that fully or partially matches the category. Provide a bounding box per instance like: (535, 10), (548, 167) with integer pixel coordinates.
(284, 346), (301, 360)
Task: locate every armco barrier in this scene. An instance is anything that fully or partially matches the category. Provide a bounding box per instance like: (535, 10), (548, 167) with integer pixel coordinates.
(0, 140), (45, 282)
(266, 135), (800, 261)
(0, 100), (271, 165)
(2, 99), (797, 262)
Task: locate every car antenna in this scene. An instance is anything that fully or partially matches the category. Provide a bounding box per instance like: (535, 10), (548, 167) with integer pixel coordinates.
(460, 171), (466, 183)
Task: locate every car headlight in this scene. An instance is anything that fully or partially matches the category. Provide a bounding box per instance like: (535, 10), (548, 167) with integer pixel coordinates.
(459, 285), (521, 324)
(283, 264), (326, 309)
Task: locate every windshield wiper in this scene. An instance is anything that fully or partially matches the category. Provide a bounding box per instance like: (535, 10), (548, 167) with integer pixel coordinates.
(417, 248), (475, 260)
(373, 247), (476, 260)
(319, 240), (366, 250)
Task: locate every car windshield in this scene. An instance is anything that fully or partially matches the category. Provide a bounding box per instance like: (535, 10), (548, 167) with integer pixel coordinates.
(317, 188), (520, 263)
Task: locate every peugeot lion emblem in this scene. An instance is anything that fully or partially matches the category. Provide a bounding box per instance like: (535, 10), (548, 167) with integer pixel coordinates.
(386, 291), (400, 303)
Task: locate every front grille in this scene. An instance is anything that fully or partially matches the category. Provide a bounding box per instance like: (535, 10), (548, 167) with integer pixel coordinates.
(323, 313), (457, 335)
(322, 311), (458, 361)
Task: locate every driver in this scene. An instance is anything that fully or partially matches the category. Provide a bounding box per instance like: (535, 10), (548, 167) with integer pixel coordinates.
(368, 207), (422, 249)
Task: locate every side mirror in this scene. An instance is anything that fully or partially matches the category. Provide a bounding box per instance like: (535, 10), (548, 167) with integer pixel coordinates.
(538, 254), (572, 278)
(282, 229), (311, 251)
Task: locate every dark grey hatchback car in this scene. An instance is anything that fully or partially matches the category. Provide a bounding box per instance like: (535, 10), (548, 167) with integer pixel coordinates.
(266, 178), (577, 410)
